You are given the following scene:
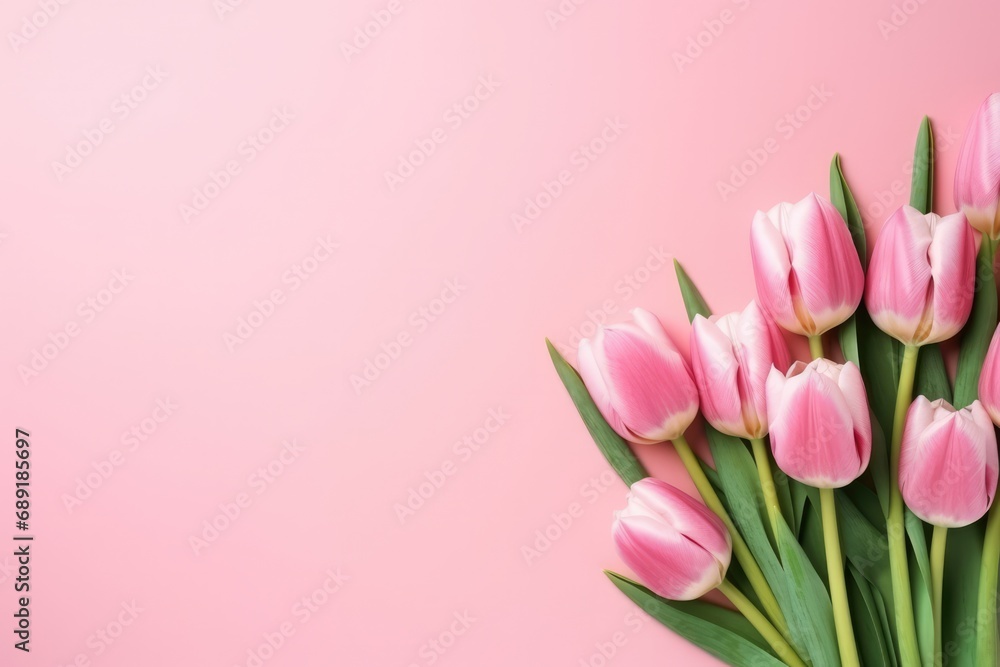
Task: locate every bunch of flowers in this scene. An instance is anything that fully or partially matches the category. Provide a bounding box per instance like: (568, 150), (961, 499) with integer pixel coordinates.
(548, 94), (1000, 667)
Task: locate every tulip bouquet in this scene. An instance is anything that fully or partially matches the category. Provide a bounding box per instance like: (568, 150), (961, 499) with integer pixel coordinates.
(547, 94), (1000, 667)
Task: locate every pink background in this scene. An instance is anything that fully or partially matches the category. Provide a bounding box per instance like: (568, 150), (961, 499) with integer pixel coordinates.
(2, 0), (999, 665)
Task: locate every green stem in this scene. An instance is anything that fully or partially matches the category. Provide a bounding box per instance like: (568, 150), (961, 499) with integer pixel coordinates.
(808, 334), (824, 360)
(975, 238), (999, 665)
(978, 502), (1000, 664)
(672, 435), (793, 646)
(719, 580), (807, 667)
(820, 487), (860, 667)
(931, 525), (947, 667)
(888, 344), (921, 666)
(750, 437), (782, 543)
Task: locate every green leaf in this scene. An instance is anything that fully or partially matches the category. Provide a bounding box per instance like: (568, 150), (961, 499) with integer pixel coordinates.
(830, 153), (867, 267)
(834, 491), (898, 653)
(905, 510), (934, 667)
(953, 242), (999, 407)
(797, 501), (828, 586)
(774, 517), (840, 667)
(839, 315), (860, 365)
(914, 344), (952, 403)
(871, 584), (900, 667)
(848, 563), (894, 667)
(674, 260), (712, 322)
(606, 572), (786, 666)
(909, 116), (934, 214)
(941, 521), (985, 666)
(546, 340), (647, 485)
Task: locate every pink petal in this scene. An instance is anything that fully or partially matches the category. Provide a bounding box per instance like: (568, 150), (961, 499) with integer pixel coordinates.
(866, 206), (934, 344)
(925, 213), (977, 343)
(982, 326), (1000, 426)
(955, 93), (1000, 239)
(768, 364), (864, 487)
(592, 324), (699, 443)
(690, 315), (746, 438)
(750, 210), (798, 333)
(784, 193), (865, 334)
(899, 402), (998, 527)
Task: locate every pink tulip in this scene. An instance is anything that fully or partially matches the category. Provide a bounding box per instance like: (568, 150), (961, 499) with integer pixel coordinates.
(955, 93), (1000, 240)
(982, 325), (1000, 426)
(766, 359), (872, 488)
(578, 308), (699, 444)
(689, 301), (791, 439)
(866, 206), (977, 346)
(612, 478), (732, 600)
(899, 397), (998, 528)
(750, 193), (864, 336)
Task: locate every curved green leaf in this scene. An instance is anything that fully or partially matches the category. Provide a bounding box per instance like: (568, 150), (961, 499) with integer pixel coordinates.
(830, 153), (867, 266)
(954, 242), (998, 407)
(546, 340), (647, 485)
(848, 564), (893, 667)
(606, 572), (786, 666)
(909, 116), (934, 214)
(674, 259), (712, 322)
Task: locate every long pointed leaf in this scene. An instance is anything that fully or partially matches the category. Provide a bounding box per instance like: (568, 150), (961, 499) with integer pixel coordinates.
(674, 260), (712, 322)
(606, 572), (786, 666)
(546, 340), (647, 485)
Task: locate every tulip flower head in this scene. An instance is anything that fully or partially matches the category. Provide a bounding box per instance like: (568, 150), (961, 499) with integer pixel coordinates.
(866, 206), (977, 346)
(612, 478), (732, 600)
(899, 397), (998, 528)
(750, 193), (865, 336)
(955, 92), (1000, 240)
(766, 359), (872, 488)
(578, 308), (699, 445)
(981, 325), (1000, 427)
(689, 301), (791, 439)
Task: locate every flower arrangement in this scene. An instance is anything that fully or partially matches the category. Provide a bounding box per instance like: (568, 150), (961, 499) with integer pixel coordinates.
(547, 94), (1000, 667)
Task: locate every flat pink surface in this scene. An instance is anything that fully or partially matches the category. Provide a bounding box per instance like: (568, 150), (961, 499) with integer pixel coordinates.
(2, 1), (999, 665)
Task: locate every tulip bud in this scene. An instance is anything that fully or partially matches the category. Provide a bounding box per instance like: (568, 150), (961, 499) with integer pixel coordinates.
(612, 478), (732, 600)
(899, 397), (998, 528)
(578, 308), (699, 445)
(766, 359), (872, 488)
(866, 206), (977, 346)
(955, 93), (1000, 240)
(689, 301), (791, 439)
(981, 325), (1000, 426)
(750, 193), (864, 336)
